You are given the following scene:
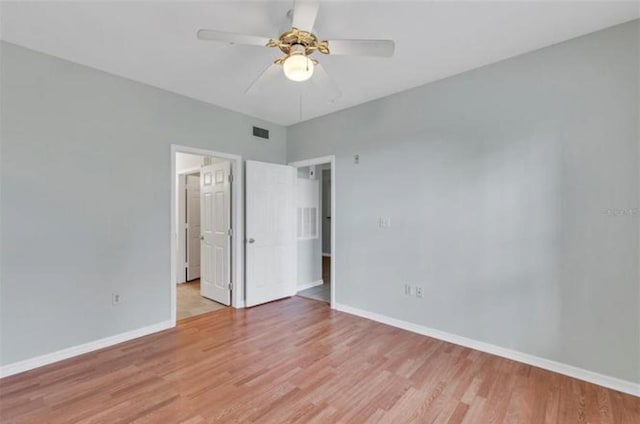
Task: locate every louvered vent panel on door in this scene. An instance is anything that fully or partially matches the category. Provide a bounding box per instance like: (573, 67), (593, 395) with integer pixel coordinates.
(297, 206), (318, 240)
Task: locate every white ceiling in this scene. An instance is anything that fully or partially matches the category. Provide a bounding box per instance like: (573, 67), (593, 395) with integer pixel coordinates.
(1, 1), (638, 126)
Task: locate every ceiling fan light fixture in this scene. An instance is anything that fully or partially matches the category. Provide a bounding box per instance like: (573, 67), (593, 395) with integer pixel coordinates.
(282, 45), (314, 82)
(197, 1), (394, 98)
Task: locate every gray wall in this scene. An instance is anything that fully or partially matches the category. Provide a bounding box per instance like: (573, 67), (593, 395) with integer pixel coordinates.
(0, 42), (286, 365)
(287, 21), (640, 383)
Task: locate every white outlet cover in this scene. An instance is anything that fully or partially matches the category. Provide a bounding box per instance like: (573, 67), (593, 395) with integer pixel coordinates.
(379, 217), (391, 228)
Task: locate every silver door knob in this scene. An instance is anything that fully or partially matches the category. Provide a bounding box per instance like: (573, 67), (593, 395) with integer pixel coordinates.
(247, 238), (255, 244)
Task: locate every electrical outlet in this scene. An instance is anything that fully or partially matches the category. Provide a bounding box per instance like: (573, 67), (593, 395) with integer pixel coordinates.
(404, 284), (412, 296)
(112, 293), (121, 305)
(415, 286), (424, 299)
(379, 217), (392, 228)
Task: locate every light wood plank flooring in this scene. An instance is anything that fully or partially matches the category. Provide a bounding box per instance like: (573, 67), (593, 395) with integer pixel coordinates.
(1, 297), (638, 423)
(177, 279), (227, 320)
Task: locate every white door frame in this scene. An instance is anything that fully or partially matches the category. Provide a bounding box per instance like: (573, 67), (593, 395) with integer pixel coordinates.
(171, 145), (244, 326)
(288, 155), (336, 309)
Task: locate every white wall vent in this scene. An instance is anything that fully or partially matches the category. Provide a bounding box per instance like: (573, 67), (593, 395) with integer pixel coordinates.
(296, 176), (320, 240)
(297, 207), (318, 240)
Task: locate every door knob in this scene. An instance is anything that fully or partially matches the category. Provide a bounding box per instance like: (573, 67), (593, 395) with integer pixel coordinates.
(200, 236), (204, 240)
(247, 238), (255, 244)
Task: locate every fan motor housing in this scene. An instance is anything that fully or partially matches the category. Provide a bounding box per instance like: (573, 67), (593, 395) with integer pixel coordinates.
(274, 28), (329, 55)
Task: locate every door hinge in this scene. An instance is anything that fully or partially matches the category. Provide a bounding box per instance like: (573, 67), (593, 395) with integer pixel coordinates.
(228, 283), (233, 290)
(227, 228), (233, 237)
(228, 174), (233, 183)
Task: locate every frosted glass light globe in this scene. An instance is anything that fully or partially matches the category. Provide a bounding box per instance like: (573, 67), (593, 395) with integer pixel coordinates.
(283, 54), (314, 82)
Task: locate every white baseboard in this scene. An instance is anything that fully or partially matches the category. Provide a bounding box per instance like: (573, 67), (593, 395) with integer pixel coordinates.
(335, 303), (639, 397)
(322, 253), (331, 257)
(297, 279), (324, 291)
(0, 320), (173, 379)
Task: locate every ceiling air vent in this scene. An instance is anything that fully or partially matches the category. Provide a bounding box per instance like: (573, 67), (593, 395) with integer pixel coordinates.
(252, 126), (269, 140)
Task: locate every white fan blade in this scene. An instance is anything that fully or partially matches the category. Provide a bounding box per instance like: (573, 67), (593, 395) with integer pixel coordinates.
(292, 0), (319, 31)
(246, 63), (282, 95)
(197, 29), (271, 47)
(312, 63), (341, 101)
(326, 39), (395, 57)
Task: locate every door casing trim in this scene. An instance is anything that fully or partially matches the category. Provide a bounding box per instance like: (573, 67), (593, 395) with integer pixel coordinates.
(288, 155), (336, 309)
(171, 145), (244, 327)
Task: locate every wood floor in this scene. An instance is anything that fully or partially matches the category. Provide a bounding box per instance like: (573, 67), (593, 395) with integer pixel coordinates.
(1, 297), (638, 423)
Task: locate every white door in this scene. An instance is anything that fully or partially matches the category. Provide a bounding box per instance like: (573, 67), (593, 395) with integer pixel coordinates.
(186, 174), (201, 281)
(245, 160), (296, 307)
(200, 161), (232, 305)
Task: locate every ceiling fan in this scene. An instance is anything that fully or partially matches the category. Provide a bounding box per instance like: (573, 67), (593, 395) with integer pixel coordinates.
(197, 0), (395, 99)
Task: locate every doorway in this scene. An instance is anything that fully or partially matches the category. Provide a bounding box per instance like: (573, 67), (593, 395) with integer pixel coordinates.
(289, 156), (336, 308)
(171, 146), (244, 324)
(172, 149), (334, 321)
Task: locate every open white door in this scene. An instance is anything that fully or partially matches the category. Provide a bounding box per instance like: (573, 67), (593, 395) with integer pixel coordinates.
(186, 174), (201, 281)
(245, 160), (296, 307)
(200, 161), (232, 305)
